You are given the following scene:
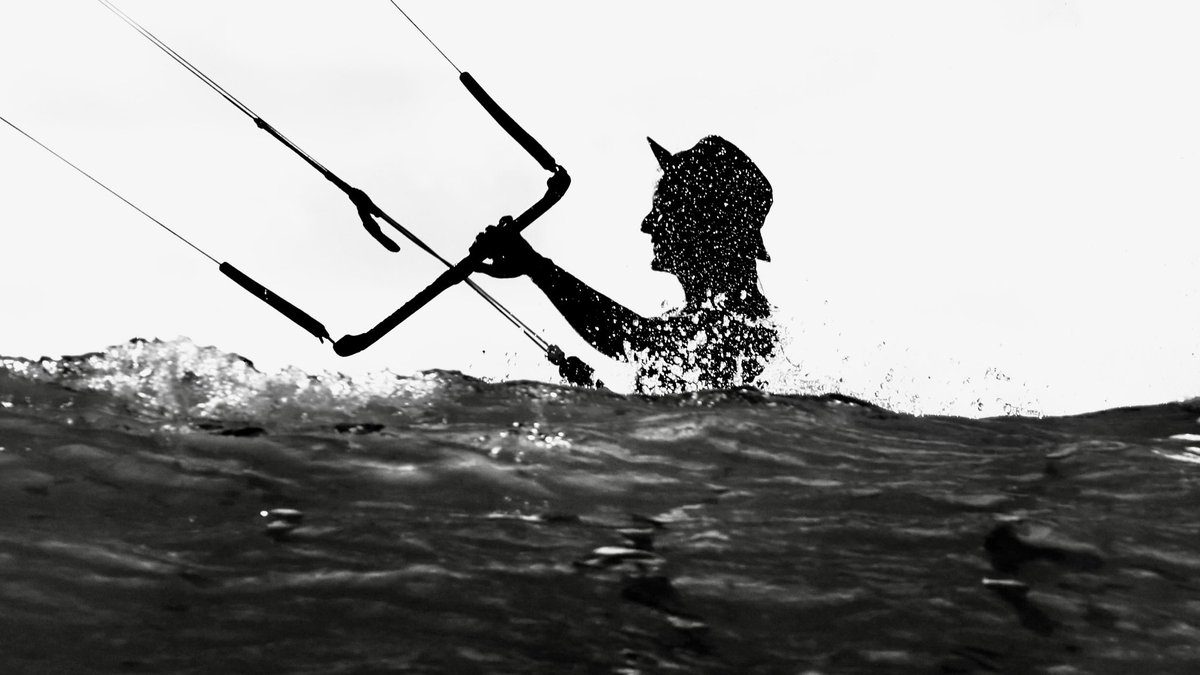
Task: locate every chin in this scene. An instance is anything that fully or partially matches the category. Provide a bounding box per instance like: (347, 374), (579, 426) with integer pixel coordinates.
(650, 256), (674, 273)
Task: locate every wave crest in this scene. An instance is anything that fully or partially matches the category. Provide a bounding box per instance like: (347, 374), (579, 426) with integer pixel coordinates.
(0, 337), (488, 426)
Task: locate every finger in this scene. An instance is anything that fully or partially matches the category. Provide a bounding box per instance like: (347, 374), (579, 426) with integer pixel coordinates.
(473, 224), (506, 249)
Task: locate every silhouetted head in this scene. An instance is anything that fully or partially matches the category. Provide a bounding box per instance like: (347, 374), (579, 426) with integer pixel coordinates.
(641, 136), (772, 276)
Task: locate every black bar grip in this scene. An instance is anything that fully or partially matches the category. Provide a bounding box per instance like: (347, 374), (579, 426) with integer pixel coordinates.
(220, 262), (331, 342)
(460, 72), (557, 173)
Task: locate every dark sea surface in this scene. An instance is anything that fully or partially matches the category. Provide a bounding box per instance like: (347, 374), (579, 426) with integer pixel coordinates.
(2, 339), (1199, 674)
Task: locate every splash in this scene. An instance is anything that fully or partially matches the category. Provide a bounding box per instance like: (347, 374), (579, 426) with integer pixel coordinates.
(0, 337), (472, 427)
(756, 308), (1046, 417)
(622, 290), (779, 396)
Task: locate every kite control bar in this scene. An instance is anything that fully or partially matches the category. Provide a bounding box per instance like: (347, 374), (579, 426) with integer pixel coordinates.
(333, 165), (569, 356)
(89, 0), (590, 380)
(332, 72), (571, 356)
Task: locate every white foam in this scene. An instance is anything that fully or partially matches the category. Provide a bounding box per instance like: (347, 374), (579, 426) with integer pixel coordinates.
(1153, 448), (1200, 465)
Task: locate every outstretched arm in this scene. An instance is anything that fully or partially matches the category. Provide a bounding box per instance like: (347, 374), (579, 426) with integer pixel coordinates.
(472, 225), (655, 360)
(525, 255), (652, 360)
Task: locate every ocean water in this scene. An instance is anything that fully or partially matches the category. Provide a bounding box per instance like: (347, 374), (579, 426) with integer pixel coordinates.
(2, 338), (1200, 674)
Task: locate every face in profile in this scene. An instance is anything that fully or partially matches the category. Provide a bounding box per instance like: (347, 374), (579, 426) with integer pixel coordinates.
(641, 177), (698, 273)
(641, 174), (758, 277)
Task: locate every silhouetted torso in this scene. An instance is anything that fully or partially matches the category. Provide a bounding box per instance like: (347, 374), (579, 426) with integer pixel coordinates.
(632, 296), (777, 393)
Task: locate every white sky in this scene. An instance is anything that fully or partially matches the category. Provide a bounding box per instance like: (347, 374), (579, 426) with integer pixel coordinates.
(2, 1), (1198, 415)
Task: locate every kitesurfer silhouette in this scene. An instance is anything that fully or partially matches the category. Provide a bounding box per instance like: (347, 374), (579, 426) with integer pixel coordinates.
(472, 135), (778, 393)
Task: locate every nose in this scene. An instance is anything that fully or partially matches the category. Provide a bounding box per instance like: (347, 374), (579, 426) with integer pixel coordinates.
(641, 209), (660, 234)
